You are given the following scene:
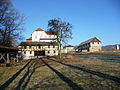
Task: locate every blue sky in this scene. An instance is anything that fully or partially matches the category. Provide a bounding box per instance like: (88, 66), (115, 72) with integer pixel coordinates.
(11, 0), (120, 46)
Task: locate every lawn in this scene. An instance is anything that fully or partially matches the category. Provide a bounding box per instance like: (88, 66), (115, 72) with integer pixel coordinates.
(0, 55), (120, 90)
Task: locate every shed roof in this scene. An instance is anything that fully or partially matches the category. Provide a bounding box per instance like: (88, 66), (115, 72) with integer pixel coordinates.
(80, 37), (101, 45)
(0, 45), (19, 53)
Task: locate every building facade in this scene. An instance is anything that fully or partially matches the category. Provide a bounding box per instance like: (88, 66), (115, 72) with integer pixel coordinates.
(78, 37), (101, 52)
(63, 45), (75, 53)
(19, 28), (58, 59)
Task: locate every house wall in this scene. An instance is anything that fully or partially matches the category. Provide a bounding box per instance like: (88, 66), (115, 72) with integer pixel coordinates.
(20, 45), (58, 59)
(90, 42), (101, 52)
(90, 42), (101, 46)
(89, 46), (101, 52)
(78, 42), (101, 52)
(39, 39), (57, 42)
(32, 31), (56, 42)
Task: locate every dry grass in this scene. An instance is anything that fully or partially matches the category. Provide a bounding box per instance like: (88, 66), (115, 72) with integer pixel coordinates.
(0, 55), (120, 90)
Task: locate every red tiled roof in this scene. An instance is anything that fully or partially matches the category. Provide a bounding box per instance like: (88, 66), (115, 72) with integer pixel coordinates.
(35, 28), (44, 31)
(26, 37), (32, 40)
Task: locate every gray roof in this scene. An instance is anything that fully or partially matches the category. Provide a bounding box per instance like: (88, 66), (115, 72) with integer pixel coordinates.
(64, 45), (74, 47)
(80, 37), (101, 45)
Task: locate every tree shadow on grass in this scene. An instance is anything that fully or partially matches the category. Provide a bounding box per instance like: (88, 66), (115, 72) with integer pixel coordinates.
(50, 59), (120, 84)
(0, 60), (32, 89)
(14, 62), (35, 90)
(15, 60), (44, 90)
(41, 60), (84, 90)
(22, 62), (44, 90)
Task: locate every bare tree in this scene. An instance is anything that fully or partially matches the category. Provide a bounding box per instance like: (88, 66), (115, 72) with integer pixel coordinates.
(47, 18), (72, 58)
(0, 0), (24, 47)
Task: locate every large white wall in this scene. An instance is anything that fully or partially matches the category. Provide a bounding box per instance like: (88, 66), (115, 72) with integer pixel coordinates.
(32, 31), (57, 42)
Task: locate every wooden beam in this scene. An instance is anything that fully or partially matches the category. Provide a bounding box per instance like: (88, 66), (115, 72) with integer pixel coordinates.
(7, 53), (10, 63)
(0, 53), (6, 62)
(16, 54), (18, 62)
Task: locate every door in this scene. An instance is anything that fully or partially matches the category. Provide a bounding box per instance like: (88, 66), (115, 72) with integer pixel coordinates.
(34, 51), (45, 56)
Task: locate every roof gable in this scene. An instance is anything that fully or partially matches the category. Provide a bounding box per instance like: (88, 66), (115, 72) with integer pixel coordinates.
(91, 37), (101, 42)
(80, 37), (101, 45)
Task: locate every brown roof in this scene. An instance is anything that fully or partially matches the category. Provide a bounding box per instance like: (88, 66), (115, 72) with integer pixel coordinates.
(80, 37), (101, 45)
(45, 31), (56, 35)
(35, 28), (44, 31)
(19, 42), (58, 46)
(0, 45), (19, 52)
(26, 37), (32, 40)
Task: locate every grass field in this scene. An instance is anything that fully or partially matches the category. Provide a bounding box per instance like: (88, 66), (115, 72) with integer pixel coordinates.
(74, 51), (120, 55)
(0, 55), (120, 90)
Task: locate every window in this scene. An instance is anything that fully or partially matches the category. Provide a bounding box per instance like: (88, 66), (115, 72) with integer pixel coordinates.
(48, 45), (50, 48)
(24, 51), (26, 54)
(48, 51), (50, 53)
(29, 46), (31, 49)
(39, 46), (41, 49)
(30, 51), (32, 54)
(54, 51), (55, 53)
(98, 42), (99, 44)
(92, 42), (94, 44)
(24, 46), (26, 49)
(53, 45), (55, 48)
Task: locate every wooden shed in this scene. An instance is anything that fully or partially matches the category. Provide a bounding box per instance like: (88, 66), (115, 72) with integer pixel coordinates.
(0, 45), (19, 63)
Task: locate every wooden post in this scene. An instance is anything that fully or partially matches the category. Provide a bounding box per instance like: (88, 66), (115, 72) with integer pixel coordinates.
(16, 54), (18, 62)
(7, 53), (10, 63)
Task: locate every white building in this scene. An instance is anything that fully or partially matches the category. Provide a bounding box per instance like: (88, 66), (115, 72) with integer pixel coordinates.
(19, 28), (58, 59)
(78, 37), (102, 52)
(63, 45), (75, 53)
(32, 28), (57, 42)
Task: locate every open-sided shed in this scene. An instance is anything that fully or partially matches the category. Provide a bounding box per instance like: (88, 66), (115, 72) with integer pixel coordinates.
(0, 45), (19, 63)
